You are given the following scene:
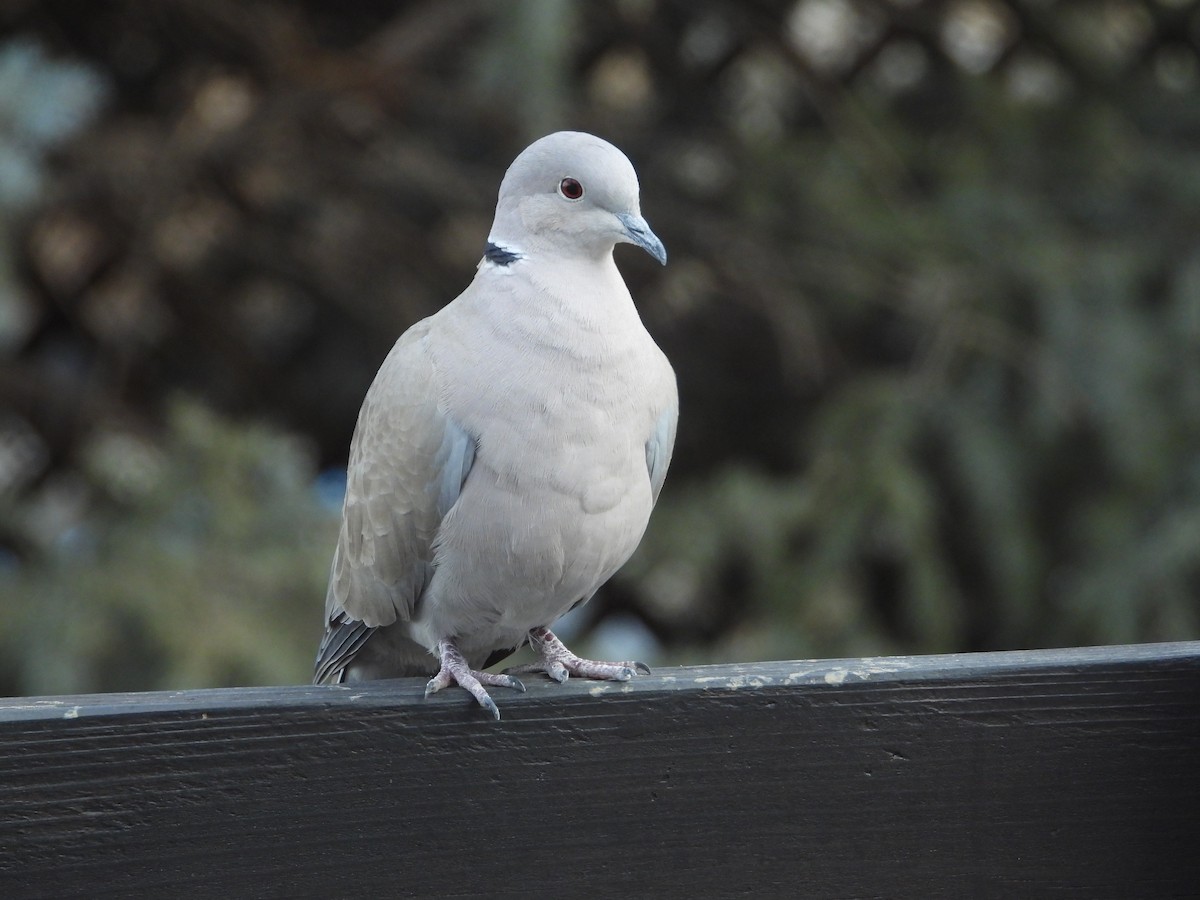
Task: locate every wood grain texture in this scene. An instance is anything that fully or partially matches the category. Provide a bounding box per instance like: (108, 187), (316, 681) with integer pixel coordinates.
(2, 642), (1199, 899)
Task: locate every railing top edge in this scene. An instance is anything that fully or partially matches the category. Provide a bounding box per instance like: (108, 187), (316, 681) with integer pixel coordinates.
(2, 640), (1197, 723)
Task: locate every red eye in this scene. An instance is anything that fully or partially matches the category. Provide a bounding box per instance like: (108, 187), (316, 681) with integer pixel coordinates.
(558, 177), (584, 200)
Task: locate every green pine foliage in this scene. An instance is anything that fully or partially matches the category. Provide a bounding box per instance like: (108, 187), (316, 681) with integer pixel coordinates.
(2, 4), (1198, 693)
(622, 78), (1200, 661)
(0, 401), (337, 695)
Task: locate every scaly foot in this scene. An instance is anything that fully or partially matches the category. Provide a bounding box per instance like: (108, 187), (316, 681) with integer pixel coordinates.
(504, 626), (652, 684)
(425, 639), (525, 720)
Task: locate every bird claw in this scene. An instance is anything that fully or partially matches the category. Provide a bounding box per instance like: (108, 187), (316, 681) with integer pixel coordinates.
(504, 627), (652, 684)
(478, 693), (500, 721)
(500, 674), (527, 692)
(426, 640), (525, 720)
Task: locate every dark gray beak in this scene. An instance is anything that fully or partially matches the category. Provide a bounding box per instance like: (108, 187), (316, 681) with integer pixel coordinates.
(616, 212), (667, 266)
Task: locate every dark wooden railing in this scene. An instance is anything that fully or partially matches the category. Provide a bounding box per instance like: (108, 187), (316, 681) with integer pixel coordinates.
(3, 641), (1199, 899)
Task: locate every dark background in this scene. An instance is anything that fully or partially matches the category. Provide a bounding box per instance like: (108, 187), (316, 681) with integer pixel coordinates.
(1, 0), (1198, 695)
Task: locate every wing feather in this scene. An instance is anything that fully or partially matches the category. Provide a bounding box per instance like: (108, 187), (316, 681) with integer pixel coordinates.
(313, 319), (474, 683)
(646, 404), (678, 505)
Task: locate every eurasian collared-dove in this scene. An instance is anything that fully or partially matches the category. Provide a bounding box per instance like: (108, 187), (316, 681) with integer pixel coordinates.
(313, 131), (677, 719)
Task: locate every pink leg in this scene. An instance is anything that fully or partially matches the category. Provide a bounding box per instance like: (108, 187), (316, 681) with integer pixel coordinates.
(504, 626), (652, 684)
(425, 639), (525, 720)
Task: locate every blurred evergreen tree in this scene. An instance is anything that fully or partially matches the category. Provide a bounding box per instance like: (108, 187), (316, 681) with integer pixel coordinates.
(1, 1), (1198, 693)
(0, 400), (335, 695)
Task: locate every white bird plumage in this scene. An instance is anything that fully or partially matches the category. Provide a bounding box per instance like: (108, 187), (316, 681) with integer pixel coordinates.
(314, 132), (677, 719)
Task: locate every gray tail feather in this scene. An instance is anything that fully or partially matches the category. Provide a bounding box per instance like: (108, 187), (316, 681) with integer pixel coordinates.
(313, 614), (375, 684)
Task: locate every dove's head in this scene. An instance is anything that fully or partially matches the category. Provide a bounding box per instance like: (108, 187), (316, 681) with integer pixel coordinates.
(487, 131), (666, 266)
